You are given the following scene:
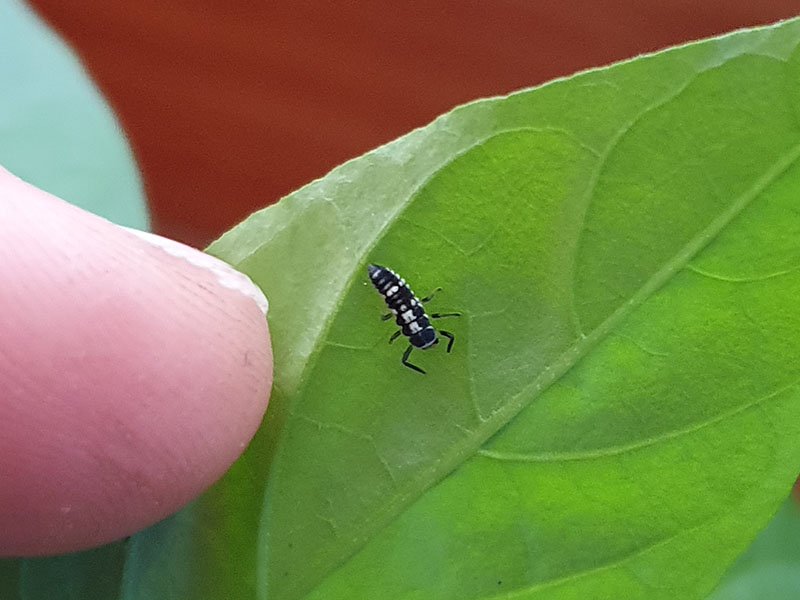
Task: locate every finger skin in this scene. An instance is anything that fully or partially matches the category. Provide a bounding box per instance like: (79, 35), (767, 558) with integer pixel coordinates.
(0, 167), (272, 556)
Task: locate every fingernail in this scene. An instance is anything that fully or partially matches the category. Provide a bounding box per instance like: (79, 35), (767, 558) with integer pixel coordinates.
(122, 227), (269, 316)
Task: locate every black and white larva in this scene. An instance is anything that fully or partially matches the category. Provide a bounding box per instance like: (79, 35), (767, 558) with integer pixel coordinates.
(367, 263), (460, 374)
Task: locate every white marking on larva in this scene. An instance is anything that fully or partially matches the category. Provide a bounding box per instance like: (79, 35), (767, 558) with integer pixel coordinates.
(401, 309), (415, 323)
(391, 308), (398, 314)
(386, 285), (399, 297)
(399, 304), (407, 311)
(409, 321), (423, 333)
(410, 299), (417, 306)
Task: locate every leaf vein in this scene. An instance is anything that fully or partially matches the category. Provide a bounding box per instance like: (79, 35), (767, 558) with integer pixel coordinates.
(477, 378), (799, 463)
(686, 263), (800, 283)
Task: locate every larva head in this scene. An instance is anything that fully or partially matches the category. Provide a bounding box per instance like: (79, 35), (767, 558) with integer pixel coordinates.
(410, 327), (437, 350)
(367, 264), (385, 281)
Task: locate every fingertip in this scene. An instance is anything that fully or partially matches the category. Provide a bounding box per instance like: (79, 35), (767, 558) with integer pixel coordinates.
(0, 167), (272, 556)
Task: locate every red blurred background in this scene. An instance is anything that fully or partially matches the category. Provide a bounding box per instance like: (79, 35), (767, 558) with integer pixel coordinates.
(26, 1), (800, 247)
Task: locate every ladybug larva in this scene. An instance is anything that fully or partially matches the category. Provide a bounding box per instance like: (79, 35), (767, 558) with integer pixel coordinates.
(367, 263), (460, 374)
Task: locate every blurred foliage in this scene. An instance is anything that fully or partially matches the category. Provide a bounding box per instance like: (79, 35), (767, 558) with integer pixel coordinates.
(0, 0), (147, 228)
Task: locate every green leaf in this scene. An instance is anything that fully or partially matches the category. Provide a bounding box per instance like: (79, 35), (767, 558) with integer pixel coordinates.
(116, 16), (800, 600)
(124, 16), (800, 600)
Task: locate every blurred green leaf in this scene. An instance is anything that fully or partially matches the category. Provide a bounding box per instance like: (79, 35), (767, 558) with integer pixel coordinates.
(0, 0), (147, 227)
(17, 544), (128, 600)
